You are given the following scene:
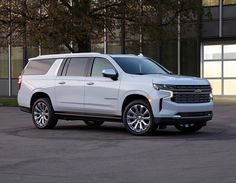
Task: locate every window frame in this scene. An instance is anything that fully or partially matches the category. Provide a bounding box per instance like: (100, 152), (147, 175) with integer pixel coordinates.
(88, 57), (117, 78)
(57, 58), (67, 76)
(23, 59), (56, 75)
(202, 42), (236, 96)
(57, 57), (92, 77)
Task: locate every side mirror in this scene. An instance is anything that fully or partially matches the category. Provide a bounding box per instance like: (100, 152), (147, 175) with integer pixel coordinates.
(102, 69), (118, 81)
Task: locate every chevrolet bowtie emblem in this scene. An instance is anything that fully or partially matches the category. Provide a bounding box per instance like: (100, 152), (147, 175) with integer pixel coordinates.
(195, 89), (202, 93)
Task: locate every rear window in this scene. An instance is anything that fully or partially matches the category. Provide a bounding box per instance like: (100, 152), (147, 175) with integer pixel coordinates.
(23, 59), (55, 75)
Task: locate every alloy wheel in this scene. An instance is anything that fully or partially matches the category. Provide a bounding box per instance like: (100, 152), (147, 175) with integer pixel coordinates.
(33, 102), (49, 128)
(127, 104), (151, 133)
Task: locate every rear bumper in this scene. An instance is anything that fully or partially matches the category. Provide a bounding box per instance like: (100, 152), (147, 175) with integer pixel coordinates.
(155, 111), (213, 125)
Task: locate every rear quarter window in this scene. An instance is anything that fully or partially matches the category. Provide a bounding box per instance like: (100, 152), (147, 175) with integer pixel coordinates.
(23, 59), (55, 75)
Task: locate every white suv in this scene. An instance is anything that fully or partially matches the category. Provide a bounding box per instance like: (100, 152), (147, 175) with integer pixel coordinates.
(18, 53), (213, 135)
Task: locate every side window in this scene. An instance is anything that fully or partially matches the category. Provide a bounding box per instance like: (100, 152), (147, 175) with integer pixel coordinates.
(66, 58), (89, 76)
(91, 58), (115, 77)
(23, 59), (55, 75)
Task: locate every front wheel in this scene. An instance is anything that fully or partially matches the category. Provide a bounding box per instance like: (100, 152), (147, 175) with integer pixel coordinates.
(174, 123), (204, 133)
(32, 98), (58, 129)
(123, 100), (157, 136)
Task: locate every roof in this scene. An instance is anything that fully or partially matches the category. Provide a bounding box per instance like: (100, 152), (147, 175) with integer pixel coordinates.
(29, 53), (138, 61)
(29, 52), (102, 60)
(109, 54), (137, 57)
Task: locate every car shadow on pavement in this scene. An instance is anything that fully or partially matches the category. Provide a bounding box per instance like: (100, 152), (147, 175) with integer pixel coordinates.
(48, 122), (233, 141)
(5, 121), (235, 141)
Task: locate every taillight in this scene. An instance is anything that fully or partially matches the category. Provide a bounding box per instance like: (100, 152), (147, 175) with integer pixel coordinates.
(18, 75), (22, 90)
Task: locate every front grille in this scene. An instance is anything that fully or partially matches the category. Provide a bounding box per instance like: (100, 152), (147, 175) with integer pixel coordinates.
(170, 85), (211, 103)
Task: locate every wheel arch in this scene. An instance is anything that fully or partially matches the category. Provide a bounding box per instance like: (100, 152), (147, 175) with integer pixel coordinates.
(30, 92), (52, 111)
(122, 94), (150, 114)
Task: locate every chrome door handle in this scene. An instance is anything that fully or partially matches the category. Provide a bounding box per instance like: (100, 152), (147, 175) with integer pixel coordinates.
(58, 81), (66, 85)
(87, 82), (94, 85)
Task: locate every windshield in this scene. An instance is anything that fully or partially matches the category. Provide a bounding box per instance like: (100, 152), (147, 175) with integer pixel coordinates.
(112, 56), (168, 75)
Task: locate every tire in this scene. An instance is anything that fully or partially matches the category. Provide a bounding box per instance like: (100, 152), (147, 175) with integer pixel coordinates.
(174, 123), (204, 133)
(32, 98), (58, 129)
(123, 99), (157, 135)
(83, 120), (104, 127)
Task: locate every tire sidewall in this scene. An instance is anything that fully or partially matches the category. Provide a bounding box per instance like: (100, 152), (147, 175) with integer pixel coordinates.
(32, 98), (57, 129)
(123, 100), (156, 135)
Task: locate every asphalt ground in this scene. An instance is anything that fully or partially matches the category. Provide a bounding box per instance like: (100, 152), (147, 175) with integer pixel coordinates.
(0, 104), (236, 183)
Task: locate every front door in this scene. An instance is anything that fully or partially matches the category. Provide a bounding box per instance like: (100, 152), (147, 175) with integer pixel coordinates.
(84, 57), (120, 115)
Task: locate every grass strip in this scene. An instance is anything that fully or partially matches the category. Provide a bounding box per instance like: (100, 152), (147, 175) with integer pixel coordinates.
(0, 97), (18, 107)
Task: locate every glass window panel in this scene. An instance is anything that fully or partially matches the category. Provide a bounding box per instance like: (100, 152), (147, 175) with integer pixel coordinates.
(204, 45), (222, 60)
(224, 44), (236, 59)
(24, 59), (55, 75)
(208, 79), (222, 95)
(12, 47), (23, 78)
(107, 42), (121, 54)
(91, 43), (104, 53)
(42, 47), (55, 55)
(224, 61), (236, 77)
(223, 20), (236, 37)
(0, 47), (8, 78)
(66, 58), (89, 76)
(224, 0), (236, 5)
(224, 79), (236, 95)
(203, 61), (222, 77)
(202, 0), (219, 6)
(91, 58), (115, 77)
(28, 47), (39, 59)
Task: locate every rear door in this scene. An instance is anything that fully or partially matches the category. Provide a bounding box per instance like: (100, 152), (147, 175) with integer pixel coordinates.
(84, 57), (121, 115)
(55, 57), (91, 112)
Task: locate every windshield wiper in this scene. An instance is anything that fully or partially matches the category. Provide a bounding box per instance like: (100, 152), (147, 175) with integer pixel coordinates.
(131, 73), (146, 75)
(131, 72), (168, 75)
(142, 73), (167, 75)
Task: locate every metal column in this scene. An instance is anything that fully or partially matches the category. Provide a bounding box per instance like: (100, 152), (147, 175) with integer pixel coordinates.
(103, 27), (107, 54)
(219, 0), (223, 38)
(8, 44), (12, 96)
(177, 1), (181, 75)
(8, 0), (12, 96)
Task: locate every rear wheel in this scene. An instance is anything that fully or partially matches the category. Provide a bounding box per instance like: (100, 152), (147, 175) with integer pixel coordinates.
(32, 98), (58, 129)
(174, 123), (204, 133)
(84, 120), (104, 127)
(123, 99), (157, 135)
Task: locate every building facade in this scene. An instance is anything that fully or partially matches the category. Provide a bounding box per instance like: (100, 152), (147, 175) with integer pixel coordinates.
(201, 0), (236, 95)
(0, 0), (236, 96)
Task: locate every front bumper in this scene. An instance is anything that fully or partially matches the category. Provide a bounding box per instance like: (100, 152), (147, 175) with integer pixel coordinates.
(155, 111), (213, 125)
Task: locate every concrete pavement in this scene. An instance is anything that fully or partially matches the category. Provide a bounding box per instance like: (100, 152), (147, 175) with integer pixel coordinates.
(0, 105), (236, 183)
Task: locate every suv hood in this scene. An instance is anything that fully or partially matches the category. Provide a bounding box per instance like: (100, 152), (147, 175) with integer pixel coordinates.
(141, 74), (209, 85)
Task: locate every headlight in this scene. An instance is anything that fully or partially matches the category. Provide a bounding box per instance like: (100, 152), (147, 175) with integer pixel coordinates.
(153, 84), (174, 99)
(153, 84), (175, 91)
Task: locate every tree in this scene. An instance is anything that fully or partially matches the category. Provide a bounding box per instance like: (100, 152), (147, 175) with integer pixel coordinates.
(0, 0), (207, 53)
(117, 0), (205, 53)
